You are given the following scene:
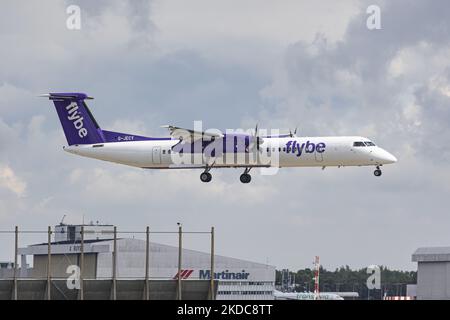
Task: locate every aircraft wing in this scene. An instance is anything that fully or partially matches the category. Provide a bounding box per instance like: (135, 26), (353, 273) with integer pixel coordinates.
(161, 125), (224, 143)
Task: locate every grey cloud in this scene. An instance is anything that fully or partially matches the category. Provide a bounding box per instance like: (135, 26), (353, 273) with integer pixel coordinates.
(261, 0), (450, 158)
(66, 0), (155, 46)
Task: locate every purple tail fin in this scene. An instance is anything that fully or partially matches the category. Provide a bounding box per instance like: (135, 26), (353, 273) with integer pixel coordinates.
(44, 93), (105, 145)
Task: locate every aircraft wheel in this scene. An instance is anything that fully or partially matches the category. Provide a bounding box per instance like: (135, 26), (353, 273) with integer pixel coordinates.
(240, 173), (251, 184)
(200, 172), (212, 182)
(374, 169), (382, 177)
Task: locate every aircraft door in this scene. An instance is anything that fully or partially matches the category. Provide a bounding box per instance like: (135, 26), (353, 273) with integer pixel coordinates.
(152, 146), (161, 164)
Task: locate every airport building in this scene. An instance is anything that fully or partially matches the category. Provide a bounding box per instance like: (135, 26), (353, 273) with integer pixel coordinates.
(412, 246), (450, 300)
(15, 223), (275, 300)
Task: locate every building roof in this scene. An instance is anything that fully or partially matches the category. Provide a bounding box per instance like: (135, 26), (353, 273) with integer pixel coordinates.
(18, 238), (276, 269)
(29, 238), (114, 246)
(412, 246), (450, 262)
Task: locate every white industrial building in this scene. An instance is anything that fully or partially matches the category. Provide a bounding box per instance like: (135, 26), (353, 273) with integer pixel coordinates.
(412, 246), (450, 300)
(17, 223), (275, 300)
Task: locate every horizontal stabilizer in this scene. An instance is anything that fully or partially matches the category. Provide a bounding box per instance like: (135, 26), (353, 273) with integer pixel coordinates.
(40, 92), (94, 100)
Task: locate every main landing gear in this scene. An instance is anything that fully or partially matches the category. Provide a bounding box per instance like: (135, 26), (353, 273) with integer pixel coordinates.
(374, 166), (382, 177)
(240, 168), (252, 184)
(200, 167), (253, 183)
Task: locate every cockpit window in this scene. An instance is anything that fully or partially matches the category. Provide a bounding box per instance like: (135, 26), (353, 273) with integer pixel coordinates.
(353, 141), (366, 147)
(365, 141), (376, 146)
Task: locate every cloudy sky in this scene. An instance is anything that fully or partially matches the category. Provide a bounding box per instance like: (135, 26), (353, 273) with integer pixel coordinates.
(1, 0), (450, 271)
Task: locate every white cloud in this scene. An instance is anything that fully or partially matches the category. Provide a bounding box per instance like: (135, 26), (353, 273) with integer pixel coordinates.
(402, 103), (422, 127)
(429, 74), (450, 98)
(68, 168), (84, 184)
(0, 164), (26, 197)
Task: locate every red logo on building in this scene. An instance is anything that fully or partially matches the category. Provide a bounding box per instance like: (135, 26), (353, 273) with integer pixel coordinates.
(173, 269), (194, 279)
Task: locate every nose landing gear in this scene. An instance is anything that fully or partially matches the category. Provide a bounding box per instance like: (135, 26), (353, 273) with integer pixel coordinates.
(374, 166), (382, 177)
(240, 168), (252, 184)
(200, 172), (212, 182)
(200, 165), (213, 182)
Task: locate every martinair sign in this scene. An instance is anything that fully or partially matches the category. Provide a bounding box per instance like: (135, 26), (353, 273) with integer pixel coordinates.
(174, 269), (250, 280)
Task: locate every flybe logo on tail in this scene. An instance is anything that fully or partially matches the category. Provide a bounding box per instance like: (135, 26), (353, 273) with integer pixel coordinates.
(66, 102), (88, 138)
(286, 140), (326, 157)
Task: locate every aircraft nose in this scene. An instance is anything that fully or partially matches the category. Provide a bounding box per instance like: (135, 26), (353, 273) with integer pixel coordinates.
(377, 148), (397, 164)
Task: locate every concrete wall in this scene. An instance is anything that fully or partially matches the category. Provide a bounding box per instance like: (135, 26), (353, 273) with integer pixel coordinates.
(0, 279), (216, 300)
(0, 269), (14, 279)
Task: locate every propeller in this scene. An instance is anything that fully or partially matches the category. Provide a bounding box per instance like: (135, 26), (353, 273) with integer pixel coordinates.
(289, 127), (298, 137)
(252, 123), (264, 151)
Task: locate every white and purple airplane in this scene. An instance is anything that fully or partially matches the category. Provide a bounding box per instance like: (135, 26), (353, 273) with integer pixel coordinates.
(42, 92), (397, 183)
(273, 290), (344, 300)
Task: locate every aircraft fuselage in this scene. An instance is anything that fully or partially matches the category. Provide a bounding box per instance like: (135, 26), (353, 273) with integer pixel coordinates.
(64, 135), (397, 169)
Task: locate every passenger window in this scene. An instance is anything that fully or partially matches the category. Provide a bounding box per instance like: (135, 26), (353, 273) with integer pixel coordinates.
(162, 150), (166, 154)
(282, 147), (286, 151)
(168, 150), (171, 154)
(353, 142), (365, 147)
(266, 147), (270, 152)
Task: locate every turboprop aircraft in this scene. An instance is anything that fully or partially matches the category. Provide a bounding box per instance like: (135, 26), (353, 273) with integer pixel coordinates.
(41, 92), (397, 183)
(273, 290), (344, 300)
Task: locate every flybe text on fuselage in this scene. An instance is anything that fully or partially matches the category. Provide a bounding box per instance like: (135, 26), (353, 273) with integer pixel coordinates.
(66, 102), (88, 138)
(285, 140), (326, 157)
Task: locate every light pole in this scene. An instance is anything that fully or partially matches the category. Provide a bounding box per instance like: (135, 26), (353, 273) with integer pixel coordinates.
(177, 222), (182, 300)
